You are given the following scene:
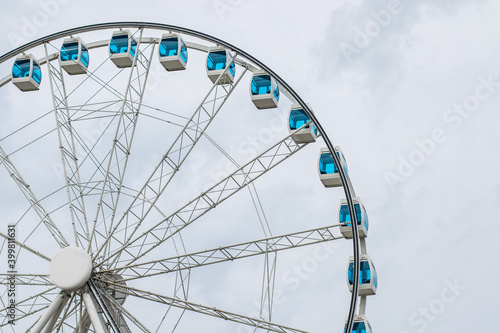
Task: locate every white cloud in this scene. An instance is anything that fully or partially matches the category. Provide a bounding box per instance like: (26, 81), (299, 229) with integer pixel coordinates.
(0, 0), (499, 332)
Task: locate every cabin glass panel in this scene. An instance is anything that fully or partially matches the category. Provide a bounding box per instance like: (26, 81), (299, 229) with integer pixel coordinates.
(12, 59), (31, 79)
(130, 38), (137, 58)
(81, 45), (89, 67)
(371, 262), (378, 288)
(348, 261), (372, 285)
(228, 57), (235, 76)
(180, 40), (188, 62)
(341, 154), (348, 176)
(110, 35), (129, 54)
(60, 42), (79, 61)
(319, 153), (337, 174)
(344, 321), (372, 333)
(362, 205), (369, 231)
(352, 322), (368, 333)
(207, 51), (234, 75)
(32, 62), (42, 84)
(159, 38), (178, 57)
(339, 203), (363, 227)
(207, 51), (226, 70)
(289, 109), (316, 134)
(251, 75), (272, 95)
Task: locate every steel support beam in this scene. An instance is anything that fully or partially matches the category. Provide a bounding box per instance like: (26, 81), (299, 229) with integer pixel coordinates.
(94, 56), (243, 265)
(100, 224), (340, 282)
(44, 42), (90, 248)
(99, 126), (309, 269)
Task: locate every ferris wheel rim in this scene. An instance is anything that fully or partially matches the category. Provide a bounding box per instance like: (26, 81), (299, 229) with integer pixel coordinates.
(0, 22), (363, 332)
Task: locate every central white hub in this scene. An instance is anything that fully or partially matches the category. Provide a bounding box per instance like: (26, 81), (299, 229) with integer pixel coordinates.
(50, 246), (92, 291)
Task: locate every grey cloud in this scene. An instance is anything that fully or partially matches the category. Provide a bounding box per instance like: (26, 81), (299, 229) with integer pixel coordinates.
(315, 0), (488, 98)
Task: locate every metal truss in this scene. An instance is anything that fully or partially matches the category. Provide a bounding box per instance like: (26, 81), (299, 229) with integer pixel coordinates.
(0, 273), (52, 286)
(0, 286), (58, 327)
(0, 22), (365, 332)
(74, 311), (92, 333)
(44, 42), (90, 248)
(87, 278), (130, 333)
(0, 146), (69, 248)
(93, 55), (244, 264)
(104, 282), (308, 333)
(100, 225), (340, 282)
(99, 285), (151, 333)
(99, 128), (309, 269)
(50, 293), (82, 333)
(0, 232), (51, 261)
(30, 291), (70, 333)
(90, 28), (157, 256)
(82, 289), (110, 333)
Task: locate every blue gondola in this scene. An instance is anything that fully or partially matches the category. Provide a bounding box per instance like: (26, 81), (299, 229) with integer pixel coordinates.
(206, 47), (235, 84)
(159, 33), (188, 71)
(318, 147), (348, 188)
(109, 30), (138, 68)
(339, 198), (369, 238)
(289, 104), (317, 143)
(347, 255), (378, 296)
(250, 71), (279, 109)
(344, 316), (374, 333)
(60, 37), (89, 75)
(11, 54), (42, 92)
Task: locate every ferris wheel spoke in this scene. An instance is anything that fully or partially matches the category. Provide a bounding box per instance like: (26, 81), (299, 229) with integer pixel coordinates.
(99, 289), (152, 333)
(92, 55), (245, 262)
(50, 293), (79, 332)
(121, 185), (194, 304)
(0, 273), (52, 286)
(42, 40), (130, 191)
(202, 129), (280, 321)
(81, 291), (109, 333)
(85, 67), (128, 102)
(52, 41), (150, 215)
(259, 250), (278, 323)
(44, 42), (91, 248)
(0, 146), (69, 248)
(100, 224), (339, 282)
(87, 277), (136, 333)
(74, 311), (91, 333)
(98, 128), (310, 269)
(173, 265), (191, 302)
(30, 291), (70, 333)
(0, 231), (51, 262)
(0, 23), (372, 331)
(89, 29), (156, 256)
(0, 286), (58, 327)
(63, 63), (133, 181)
(104, 282), (308, 333)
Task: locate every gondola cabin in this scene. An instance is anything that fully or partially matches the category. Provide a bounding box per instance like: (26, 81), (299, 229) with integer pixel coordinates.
(347, 255), (378, 296)
(339, 198), (369, 238)
(288, 103), (317, 143)
(60, 37), (89, 75)
(206, 47), (235, 84)
(159, 33), (188, 71)
(344, 316), (374, 333)
(109, 30), (138, 68)
(318, 147), (348, 188)
(250, 71), (279, 109)
(11, 54), (42, 91)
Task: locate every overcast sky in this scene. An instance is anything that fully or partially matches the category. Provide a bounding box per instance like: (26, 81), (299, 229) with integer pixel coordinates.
(0, 0), (499, 332)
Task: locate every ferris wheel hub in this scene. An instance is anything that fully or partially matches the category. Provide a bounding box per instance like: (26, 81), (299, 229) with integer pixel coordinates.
(50, 246), (92, 291)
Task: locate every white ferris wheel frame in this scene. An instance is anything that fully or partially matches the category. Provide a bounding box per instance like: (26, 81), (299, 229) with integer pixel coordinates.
(0, 22), (367, 333)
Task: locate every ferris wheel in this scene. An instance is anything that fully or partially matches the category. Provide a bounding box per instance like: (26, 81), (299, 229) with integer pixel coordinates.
(0, 22), (377, 333)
